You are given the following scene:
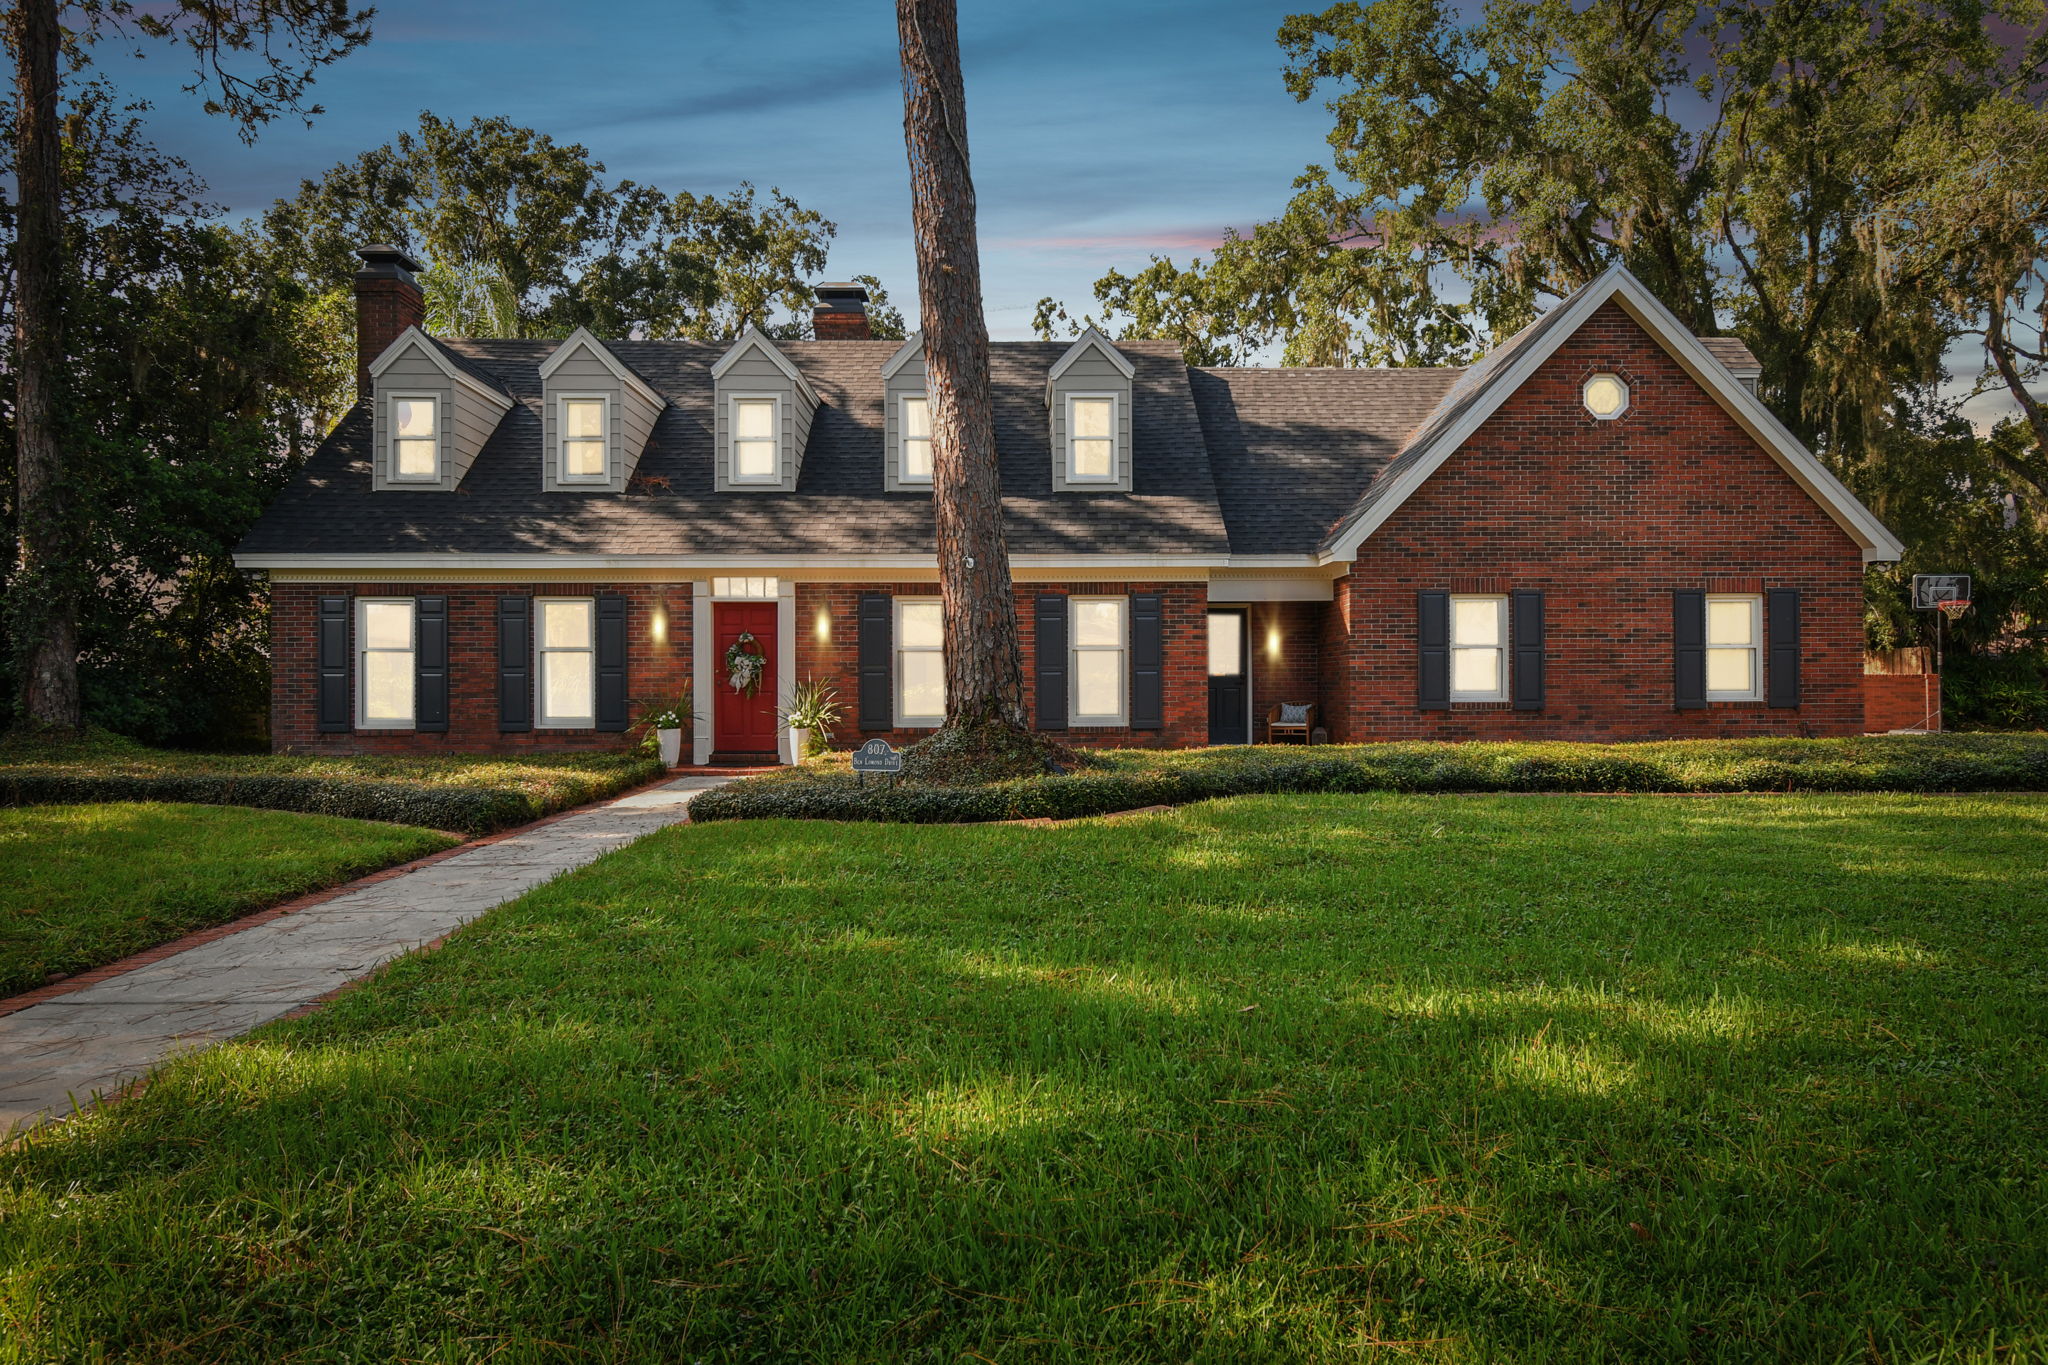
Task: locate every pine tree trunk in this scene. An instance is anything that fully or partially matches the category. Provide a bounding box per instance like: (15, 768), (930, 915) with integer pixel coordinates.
(897, 0), (1027, 734)
(8, 0), (80, 731)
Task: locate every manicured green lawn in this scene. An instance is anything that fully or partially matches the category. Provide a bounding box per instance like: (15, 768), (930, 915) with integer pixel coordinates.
(0, 803), (456, 995)
(4, 794), (2043, 1361)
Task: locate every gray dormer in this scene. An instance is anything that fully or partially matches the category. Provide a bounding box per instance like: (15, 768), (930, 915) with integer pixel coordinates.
(711, 328), (819, 493)
(537, 328), (666, 493)
(367, 327), (516, 492)
(881, 333), (932, 494)
(1046, 329), (1134, 493)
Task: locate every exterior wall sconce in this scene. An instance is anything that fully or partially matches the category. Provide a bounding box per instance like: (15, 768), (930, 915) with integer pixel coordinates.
(815, 608), (832, 644)
(1266, 624), (1283, 662)
(649, 601), (669, 646)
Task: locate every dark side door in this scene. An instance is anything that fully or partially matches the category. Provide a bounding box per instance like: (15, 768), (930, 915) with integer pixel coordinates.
(1207, 608), (1249, 745)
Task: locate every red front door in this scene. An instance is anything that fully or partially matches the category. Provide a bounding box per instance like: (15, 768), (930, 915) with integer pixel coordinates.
(713, 603), (779, 754)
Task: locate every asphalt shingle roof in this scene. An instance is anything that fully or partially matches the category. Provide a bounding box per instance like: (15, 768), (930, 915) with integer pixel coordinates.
(239, 313), (1769, 563)
(240, 339), (1231, 559)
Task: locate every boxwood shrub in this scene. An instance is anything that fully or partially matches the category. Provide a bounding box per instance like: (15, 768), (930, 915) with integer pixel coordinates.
(688, 733), (2048, 825)
(0, 755), (666, 834)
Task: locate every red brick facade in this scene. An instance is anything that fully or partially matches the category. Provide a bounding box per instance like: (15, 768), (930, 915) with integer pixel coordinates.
(272, 582), (694, 754)
(792, 581), (1207, 750)
(1863, 673), (1940, 732)
(268, 304), (1886, 754)
(1318, 303), (1868, 742)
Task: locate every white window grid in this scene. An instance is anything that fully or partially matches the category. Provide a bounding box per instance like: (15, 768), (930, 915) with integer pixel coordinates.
(535, 597), (597, 728)
(389, 393), (441, 482)
(894, 598), (945, 727)
(1069, 595), (1128, 726)
(355, 597), (416, 729)
(557, 393), (610, 483)
(1448, 594), (1508, 702)
(900, 394), (933, 483)
(1704, 593), (1763, 701)
(729, 394), (781, 483)
(1064, 393), (1118, 483)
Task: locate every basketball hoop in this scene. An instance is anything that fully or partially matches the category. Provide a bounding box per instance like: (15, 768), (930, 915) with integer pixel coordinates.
(1937, 599), (1971, 622)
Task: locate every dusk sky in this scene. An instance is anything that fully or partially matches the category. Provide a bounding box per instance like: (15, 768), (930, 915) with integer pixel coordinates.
(108, 0), (1331, 339)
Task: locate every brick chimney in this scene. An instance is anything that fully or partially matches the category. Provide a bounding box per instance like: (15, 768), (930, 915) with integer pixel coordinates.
(353, 244), (426, 399)
(812, 281), (872, 340)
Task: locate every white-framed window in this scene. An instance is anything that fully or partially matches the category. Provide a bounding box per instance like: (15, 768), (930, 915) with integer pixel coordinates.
(901, 394), (933, 483)
(390, 394), (440, 481)
(1070, 596), (1127, 725)
(1583, 372), (1629, 420)
(356, 598), (415, 729)
(558, 394), (608, 482)
(536, 597), (596, 728)
(1065, 393), (1117, 482)
(1705, 594), (1762, 700)
(895, 598), (945, 727)
(710, 576), (779, 600)
(1449, 595), (1508, 702)
(730, 395), (780, 483)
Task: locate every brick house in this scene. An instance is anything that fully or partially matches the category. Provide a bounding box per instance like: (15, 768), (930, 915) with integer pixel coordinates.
(234, 245), (1904, 761)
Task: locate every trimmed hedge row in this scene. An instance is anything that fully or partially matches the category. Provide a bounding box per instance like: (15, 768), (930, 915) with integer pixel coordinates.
(0, 760), (665, 835)
(688, 735), (2048, 824)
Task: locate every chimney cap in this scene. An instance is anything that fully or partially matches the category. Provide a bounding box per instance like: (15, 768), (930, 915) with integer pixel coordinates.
(355, 243), (426, 277)
(813, 281), (870, 310)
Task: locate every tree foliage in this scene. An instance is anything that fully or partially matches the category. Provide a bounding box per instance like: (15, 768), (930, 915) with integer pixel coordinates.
(263, 114), (906, 342)
(0, 88), (344, 744)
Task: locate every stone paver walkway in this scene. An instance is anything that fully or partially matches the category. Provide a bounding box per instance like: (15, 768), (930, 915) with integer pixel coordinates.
(0, 774), (729, 1136)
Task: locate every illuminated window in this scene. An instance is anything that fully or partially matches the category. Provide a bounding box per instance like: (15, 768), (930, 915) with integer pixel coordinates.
(1066, 395), (1115, 481)
(356, 598), (415, 728)
(1448, 595), (1507, 702)
(1070, 597), (1127, 724)
(391, 395), (439, 480)
(895, 599), (944, 726)
(732, 396), (779, 482)
(901, 395), (933, 483)
(710, 577), (779, 600)
(1705, 594), (1762, 700)
(1583, 373), (1629, 419)
(559, 396), (608, 481)
(536, 598), (595, 727)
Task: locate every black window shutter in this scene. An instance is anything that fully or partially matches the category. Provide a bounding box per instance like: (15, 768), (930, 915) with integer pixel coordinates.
(1674, 590), (1707, 709)
(1130, 593), (1163, 730)
(1511, 590), (1545, 711)
(595, 595), (628, 731)
(415, 596), (448, 733)
(497, 596), (532, 732)
(317, 595), (350, 733)
(858, 593), (893, 730)
(1035, 594), (1069, 730)
(1417, 590), (1450, 710)
(1767, 588), (1801, 708)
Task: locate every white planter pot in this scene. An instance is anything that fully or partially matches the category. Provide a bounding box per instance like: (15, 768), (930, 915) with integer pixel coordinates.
(787, 727), (810, 764)
(656, 727), (682, 768)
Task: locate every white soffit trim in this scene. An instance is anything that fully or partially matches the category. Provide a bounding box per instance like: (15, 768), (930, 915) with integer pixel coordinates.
(710, 326), (820, 406)
(538, 326), (665, 407)
(1045, 327), (1135, 401)
(365, 327), (514, 412)
(233, 551), (1294, 573)
(881, 331), (924, 379)
(1207, 578), (1334, 602)
(1319, 265), (1905, 565)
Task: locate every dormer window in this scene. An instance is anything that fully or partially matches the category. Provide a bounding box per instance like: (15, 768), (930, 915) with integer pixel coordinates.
(391, 396), (440, 481)
(558, 396), (608, 482)
(1066, 395), (1116, 482)
(731, 396), (780, 482)
(1046, 330), (1134, 492)
(712, 329), (817, 493)
(901, 395), (933, 483)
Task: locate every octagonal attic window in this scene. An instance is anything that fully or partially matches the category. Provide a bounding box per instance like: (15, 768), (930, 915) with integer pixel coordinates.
(1583, 373), (1629, 420)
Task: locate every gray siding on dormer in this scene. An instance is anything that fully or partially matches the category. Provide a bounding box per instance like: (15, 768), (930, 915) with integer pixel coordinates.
(1048, 345), (1134, 493)
(539, 341), (662, 493)
(713, 342), (816, 492)
(370, 338), (504, 492)
(883, 349), (930, 494)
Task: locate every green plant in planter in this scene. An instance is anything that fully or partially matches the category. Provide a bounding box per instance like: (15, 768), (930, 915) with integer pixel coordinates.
(779, 676), (843, 757)
(635, 687), (697, 754)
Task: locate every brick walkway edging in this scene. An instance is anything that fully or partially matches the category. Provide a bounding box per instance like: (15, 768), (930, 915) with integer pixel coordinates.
(0, 766), (761, 1020)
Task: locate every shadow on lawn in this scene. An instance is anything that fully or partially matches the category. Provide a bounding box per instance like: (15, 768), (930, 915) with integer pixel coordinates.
(4, 795), (2043, 1362)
